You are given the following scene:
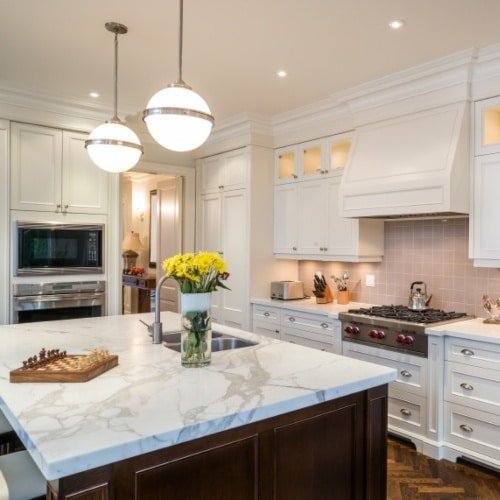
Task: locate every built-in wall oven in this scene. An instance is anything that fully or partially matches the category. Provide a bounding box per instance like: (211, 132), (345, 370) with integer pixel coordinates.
(12, 281), (106, 323)
(15, 222), (104, 276)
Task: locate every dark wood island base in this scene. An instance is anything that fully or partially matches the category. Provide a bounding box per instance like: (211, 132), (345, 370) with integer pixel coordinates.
(47, 385), (388, 500)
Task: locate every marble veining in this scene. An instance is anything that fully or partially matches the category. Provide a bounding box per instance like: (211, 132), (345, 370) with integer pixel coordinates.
(0, 312), (395, 480)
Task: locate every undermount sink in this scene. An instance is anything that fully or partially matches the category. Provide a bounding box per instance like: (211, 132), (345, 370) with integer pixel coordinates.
(162, 331), (223, 344)
(164, 334), (257, 353)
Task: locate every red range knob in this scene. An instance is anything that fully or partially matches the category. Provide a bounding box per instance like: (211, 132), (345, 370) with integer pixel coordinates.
(352, 326), (360, 335)
(369, 329), (378, 338)
(396, 334), (406, 344)
(403, 336), (414, 345)
(376, 330), (386, 339)
(344, 325), (353, 334)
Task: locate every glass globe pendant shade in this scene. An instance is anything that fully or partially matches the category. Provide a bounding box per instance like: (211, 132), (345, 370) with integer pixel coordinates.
(144, 85), (214, 152)
(86, 122), (143, 173)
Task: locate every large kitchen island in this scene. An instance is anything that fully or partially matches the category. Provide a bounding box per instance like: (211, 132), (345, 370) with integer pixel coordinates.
(0, 312), (395, 499)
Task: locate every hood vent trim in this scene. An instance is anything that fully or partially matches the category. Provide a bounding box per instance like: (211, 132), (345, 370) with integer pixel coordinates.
(339, 103), (470, 218)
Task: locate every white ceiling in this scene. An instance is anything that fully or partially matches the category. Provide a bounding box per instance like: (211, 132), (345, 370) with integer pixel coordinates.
(1, 0), (500, 124)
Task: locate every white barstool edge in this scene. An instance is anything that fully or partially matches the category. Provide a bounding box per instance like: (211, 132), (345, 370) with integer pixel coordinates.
(0, 450), (46, 500)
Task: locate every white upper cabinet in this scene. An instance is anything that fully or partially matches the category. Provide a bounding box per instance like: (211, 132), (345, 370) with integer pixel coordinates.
(273, 134), (383, 262)
(199, 148), (247, 194)
(475, 96), (500, 156)
(274, 133), (352, 184)
(10, 123), (108, 214)
(471, 96), (500, 266)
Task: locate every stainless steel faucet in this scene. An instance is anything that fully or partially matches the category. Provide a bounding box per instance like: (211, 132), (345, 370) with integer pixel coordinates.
(151, 274), (170, 344)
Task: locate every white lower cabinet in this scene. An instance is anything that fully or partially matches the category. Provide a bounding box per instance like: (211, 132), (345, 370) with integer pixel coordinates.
(443, 337), (500, 465)
(251, 304), (341, 354)
(342, 341), (428, 440)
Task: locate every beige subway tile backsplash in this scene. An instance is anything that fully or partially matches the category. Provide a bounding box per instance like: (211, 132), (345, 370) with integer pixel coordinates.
(299, 218), (500, 318)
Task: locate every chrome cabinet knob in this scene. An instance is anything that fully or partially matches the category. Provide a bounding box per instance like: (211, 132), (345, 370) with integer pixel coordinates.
(460, 382), (474, 391)
(400, 370), (412, 378)
(292, 246), (297, 251)
(461, 348), (474, 356)
(321, 322), (328, 329)
(264, 312), (270, 317)
(400, 408), (412, 417)
(459, 424), (473, 433)
(288, 316), (295, 322)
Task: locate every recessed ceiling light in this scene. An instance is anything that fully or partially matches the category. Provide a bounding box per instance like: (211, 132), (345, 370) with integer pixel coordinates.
(388, 19), (405, 30)
(276, 70), (288, 78)
(89, 92), (100, 98)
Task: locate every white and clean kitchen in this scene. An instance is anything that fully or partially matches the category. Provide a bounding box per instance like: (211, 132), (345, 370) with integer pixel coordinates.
(1, 1), (500, 499)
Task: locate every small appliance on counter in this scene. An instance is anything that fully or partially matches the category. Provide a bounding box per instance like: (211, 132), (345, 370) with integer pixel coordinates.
(270, 281), (304, 300)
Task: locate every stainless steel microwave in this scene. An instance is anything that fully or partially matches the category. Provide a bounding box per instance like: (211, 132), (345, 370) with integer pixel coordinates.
(15, 222), (104, 276)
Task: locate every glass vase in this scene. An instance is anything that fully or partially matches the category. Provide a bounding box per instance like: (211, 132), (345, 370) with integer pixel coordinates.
(180, 292), (212, 367)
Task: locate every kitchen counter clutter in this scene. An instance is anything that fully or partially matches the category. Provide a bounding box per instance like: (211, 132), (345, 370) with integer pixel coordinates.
(0, 311), (395, 498)
(251, 296), (372, 318)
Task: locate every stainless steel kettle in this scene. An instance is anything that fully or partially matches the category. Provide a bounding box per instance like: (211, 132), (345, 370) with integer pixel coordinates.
(408, 281), (432, 311)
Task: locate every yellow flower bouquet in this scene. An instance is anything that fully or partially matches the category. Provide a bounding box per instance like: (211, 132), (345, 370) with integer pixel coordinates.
(161, 252), (230, 293)
(162, 252), (230, 367)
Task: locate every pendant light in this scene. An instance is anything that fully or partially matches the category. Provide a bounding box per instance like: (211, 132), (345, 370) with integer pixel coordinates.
(85, 22), (143, 173)
(143, 0), (214, 152)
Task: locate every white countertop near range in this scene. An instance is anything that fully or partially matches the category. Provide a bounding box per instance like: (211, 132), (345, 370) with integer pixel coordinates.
(251, 297), (373, 318)
(0, 312), (395, 480)
(426, 317), (500, 344)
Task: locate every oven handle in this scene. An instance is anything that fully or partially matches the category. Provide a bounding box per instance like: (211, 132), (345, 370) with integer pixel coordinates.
(14, 292), (105, 303)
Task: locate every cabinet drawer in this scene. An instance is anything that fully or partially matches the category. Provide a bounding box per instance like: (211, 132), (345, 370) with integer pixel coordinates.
(282, 331), (334, 353)
(388, 390), (426, 436)
(282, 311), (332, 335)
(252, 305), (281, 325)
(445, 361), (500, 413)
(445, 402), (500, 461)
(446, 337), (500, 370)
(253, 320), (280, 340)
(342, 341), (427, 396)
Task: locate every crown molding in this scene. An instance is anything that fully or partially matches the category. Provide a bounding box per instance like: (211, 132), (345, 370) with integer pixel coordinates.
(471, 43), (500, 100)
(0, 78), (139, 130)
(333, 49), (475, 125)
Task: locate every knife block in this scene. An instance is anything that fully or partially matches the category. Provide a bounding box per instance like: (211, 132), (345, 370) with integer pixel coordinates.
(316, 285), (333, 304)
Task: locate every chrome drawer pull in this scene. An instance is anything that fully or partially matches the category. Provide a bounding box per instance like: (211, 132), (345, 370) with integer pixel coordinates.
(263, 312), (270, 317)
(400, 408), (412, 417)
(460, 382), (474, 391)
(321, 322), (328, 329)
(400, 370), (412, 378)
(289, 317), (296, 322)
(461, 348), (474, 356)
(459, 424), (473, 433)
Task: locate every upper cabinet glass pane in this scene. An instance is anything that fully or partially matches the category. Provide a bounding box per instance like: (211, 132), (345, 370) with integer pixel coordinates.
(302, 146), (322, 175)
(329, 140), (352, 171)
(483, 107), (500, 146)
(278, 151), (296, 179)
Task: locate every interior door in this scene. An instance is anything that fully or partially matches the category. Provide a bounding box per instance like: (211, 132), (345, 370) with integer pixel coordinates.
(156, 177), (183, 313)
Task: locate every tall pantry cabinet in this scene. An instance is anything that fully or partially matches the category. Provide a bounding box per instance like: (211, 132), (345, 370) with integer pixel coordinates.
(196, 146), (296, 330)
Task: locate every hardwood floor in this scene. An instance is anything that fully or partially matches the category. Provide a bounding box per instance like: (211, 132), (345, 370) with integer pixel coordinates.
(387, 436), (500, 499)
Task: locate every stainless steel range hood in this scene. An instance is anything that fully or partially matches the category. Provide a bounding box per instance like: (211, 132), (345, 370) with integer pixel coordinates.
(339, 102), (470, 218)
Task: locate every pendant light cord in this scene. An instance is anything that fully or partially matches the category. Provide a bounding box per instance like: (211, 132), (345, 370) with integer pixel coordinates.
(178, 0), (184, 85)
(113, 31), (119, 121)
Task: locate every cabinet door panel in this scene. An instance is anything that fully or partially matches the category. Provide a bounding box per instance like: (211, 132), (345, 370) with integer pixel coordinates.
(200, 156), (221, 193)
(297, 180), (325, 254)
(10, 122), (62, 211)
(327, 177), (357, 256)
(62, 131), (108, 214)
(200, 194), (221, 253)
(223, 150), (247, 190)
(473, 155), (500, 259)
(274, 184), (298, 254)
(220, 190), (247, 327)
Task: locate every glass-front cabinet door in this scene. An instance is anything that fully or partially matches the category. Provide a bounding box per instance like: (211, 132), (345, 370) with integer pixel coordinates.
(275, 146), (298, 184)
(324, 133), (353, 174)
(475, 96), (500, 155)
(300, 140), (323, 178)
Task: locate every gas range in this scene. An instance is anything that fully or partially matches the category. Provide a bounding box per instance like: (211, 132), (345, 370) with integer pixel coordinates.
(339, 305), (471, 358)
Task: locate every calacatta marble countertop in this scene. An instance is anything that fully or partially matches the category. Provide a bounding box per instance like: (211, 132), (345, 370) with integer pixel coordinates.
(251, 297), (373, 318)
(426, 317), (500, 344)
(0, 312), (395, 480)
